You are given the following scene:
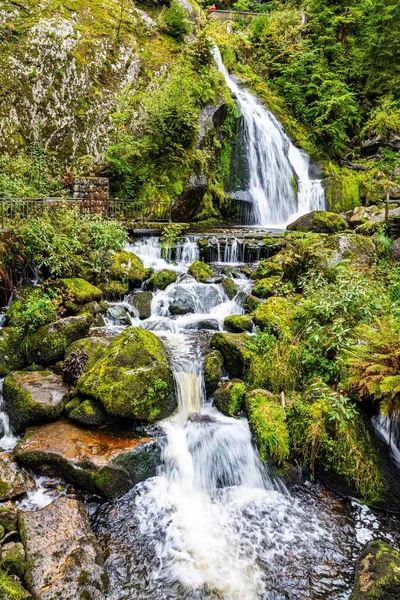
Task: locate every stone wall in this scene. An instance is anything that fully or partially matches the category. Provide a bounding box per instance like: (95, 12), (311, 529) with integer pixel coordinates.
(73, 177), (109, 201)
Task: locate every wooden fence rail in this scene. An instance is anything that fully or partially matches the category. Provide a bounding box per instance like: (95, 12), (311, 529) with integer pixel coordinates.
(0, 197), (172, 229)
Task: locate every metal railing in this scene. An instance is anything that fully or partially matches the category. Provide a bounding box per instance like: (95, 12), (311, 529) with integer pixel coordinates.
(0, 197), (172, 228)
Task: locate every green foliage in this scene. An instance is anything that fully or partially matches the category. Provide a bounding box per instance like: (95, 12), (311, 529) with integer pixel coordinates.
(161, 1), (192, 41)
(246, 390), (289, 466)
(362, 95), (400, 138)
(10, 288), (59, 337)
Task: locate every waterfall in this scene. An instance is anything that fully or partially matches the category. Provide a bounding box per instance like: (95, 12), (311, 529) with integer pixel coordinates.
(213, 46), (325, 228)
(0, 379), (18, 451)
(372, 415), (400, 469)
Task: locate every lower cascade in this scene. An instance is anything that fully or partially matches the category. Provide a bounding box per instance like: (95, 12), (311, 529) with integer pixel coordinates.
(213, 47), (326, 228)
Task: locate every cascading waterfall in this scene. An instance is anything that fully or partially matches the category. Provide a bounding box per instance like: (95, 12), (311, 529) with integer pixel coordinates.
(213, 46), (325, 228)
(372, 415), (400, 469)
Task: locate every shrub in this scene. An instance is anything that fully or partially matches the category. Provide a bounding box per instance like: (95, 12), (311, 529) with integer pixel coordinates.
(162, 1), (191, 41)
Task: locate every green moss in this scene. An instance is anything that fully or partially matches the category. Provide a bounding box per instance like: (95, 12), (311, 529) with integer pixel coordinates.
(211, 332), (252, 378)
(3, 371), (66, 433)
(69, 399), (105, 427)
(224, 315), (253, 333)
(251, 260), (283, 280)
(188, 261), (214, 283)
(99, 280), (129, 300)
(63, 337), (110, 382)
(350, 540), (400, 600)
(2, 543), (27, 580)
(60, 278), (103, 304)
(222, 277), (237, 300)
(65, 398), (81, 415)
(252, 276), (282, 299)
(77, 327), (176, 421)
(0, 328), (26, 377)
(244, 294), (261, 313)
(214, 380), (246, 417)
(246, 390), (289, 466)
(288, 210), (348, 233)
(108, 252), (145, 288)
(148, 270), (177, 291)
(0, 507), (17, 532)
(324, 163), (361, 213)
(0, 568), (30, 599)
(203, 350), (223, 396)
(27, 315), (92, 365)
(130, 292), (153, 320)
(252, 297), (295, 337)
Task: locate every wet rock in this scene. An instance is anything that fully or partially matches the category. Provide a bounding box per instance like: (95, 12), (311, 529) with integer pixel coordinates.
(186, 319), (220, 331)
(0, 328), (25, 378)
(390, 237), (400, 262)
(106, 304), (131, 326)
(329, 234), (376, 266)
(204, 350), (223, 396)
(19, 496), (107, 599)
(63, 337), (110, 383)
(214, 379), (246, 417)
(69, 399), (106, 427)
(287, 210), (348, 233)
(0, 569), (31, 598)
(0, 453), (26, 501)
(168, 284), (220, 316)
(243, 294), (261, 313)
(3, 371), (68, 433)
(222, 277), (237, 300)
(252, 297), (295, 337)
(77, 327), (176, 421)
(148, 270), (177, 291)
(99, 280), (129, 300)
(224, 315), (253, 333)
(350, 539), (400, 599)
(211, 332), (251, 378)
(129, 291), (153, 320)
(108, 251), (145, 288)
(27, 315), (92, 365)
(60, 278), (103, 304)
(188, 261), (214, 283)
(2, 542), (26, 579)
(14, 420), (158, 498)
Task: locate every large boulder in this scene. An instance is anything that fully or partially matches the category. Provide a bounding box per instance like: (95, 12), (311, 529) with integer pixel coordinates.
(222, 277), (237, 300)
(108, 251), (145, 288)
(68, 399), (106, 427)
(224, 315), (253, 333)
(148, 269), (177, 291)
(390, 237), (400, 262)
(77, 327), (176, 421)
(63, 336), (111, 382)
(129, 291), (153, 319)
(19, 496), (107, 599)
(0, 328), (25, 378)
(14, 420), (158, 498)
(3, 371), (68, 433)
(287, 210), (348, 233)
(252, 297), (295, 337)
(0, 452), (27, 501)
(188, 261), (213, 283)
(214, 379), (246, 417)
(329, 234), (376, 266)
(203, 350), (223, 396)
(350, 539), (400, 599)
(211, 332), (252, 378)
(27, 315), (92, 365)
(252, 276), (282, 299)
(1, 542), (27, 580)
(60, 278), (103, 304)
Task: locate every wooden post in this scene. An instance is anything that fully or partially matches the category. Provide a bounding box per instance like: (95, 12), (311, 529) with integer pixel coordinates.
(280, 391), (285, 408)
(385, 190), (390, 222)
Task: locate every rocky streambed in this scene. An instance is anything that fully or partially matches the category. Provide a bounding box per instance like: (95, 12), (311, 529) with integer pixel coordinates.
(0, 223), (399, 599)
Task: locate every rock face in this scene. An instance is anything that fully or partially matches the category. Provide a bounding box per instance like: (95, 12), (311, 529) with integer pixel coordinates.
(14, 420), (158, 498)
(77, 327), (176, 421)
(19, 497), (107, 599)
(0, 328), (25, 378)
(211, 332), (251, 378)
(3, 371), (68, 433)
(0, 453), (27, 501)
(287, 210), (348, 233)
(108, 252), (145, 288)
(350, 539), (400, 599)
(27, 315), (92, 365)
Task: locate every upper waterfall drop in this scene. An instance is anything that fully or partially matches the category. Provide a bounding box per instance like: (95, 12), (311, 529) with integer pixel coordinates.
(212, 46), (325, 228)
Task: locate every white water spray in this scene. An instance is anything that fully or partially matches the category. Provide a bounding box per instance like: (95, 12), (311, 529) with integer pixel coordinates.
(213, 46), (325, 227)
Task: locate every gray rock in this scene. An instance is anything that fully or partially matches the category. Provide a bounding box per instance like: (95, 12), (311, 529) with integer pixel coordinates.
(0, 452), (27, 500)
(27, 315), (92, 364)
(19, 496), (107, 599)
(106, 305), (131, 325)
(390, 237), (400, 262)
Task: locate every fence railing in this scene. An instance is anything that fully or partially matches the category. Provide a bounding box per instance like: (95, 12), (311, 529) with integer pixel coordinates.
(0, 197), (172, 229)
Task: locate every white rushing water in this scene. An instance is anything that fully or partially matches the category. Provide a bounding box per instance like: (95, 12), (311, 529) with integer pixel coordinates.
(213, 46), (325, 228)
(372, 415), (400, 469)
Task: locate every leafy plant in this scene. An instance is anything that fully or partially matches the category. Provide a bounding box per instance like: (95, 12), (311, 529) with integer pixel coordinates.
(161, 1), (191, 41)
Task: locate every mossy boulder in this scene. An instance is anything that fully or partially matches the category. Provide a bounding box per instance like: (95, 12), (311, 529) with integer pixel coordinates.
(188, 261), (213, 283)
(252, 276), (282, 299)
(27, 315), (92, 365)
(211, 332), (252, 378)
(77, 327), (176, 422)
(0, 328), (25, 378)
(251, 260), (283, 280)
(203, 350), (223, 396)
(129, 291), (153, 320)
(63, 336), (111, 382)
(224, 315), (253, 333)
(245, 389), (289, 466)
(60, 278), (103, 304)
(252, 297), (295, 337)
(148, 270), (177, 291)
(64, 397), (81, 415)
(214, 379), (246, 417)
(222, 277), (237, 300)
(350, 540), (400, 600)
(2, 542), (26, 580)
(0, 506), (17, 532)
(108, 252), (145, 288)
(0, 569), (31, 599)
(287, 210), (348, 234)
(14, 420), (159, 499)
(69, 399), (106, 427)
(244, 294), (261, 313)
(0, 453), (26, 501)
(329, 234), (376, 266)
(99, 280), (129, 300)
(3, 371), (68, 433)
